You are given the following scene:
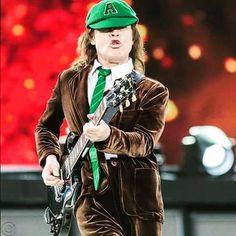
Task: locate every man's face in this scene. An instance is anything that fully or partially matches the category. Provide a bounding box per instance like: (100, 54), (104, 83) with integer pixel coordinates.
(91, 26), (133, 66)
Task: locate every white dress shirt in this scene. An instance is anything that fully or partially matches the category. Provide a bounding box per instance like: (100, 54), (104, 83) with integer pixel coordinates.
(87, 58), (134, 159)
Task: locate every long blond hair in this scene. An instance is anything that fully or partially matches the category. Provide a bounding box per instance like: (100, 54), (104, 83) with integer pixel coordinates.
(72, 25), (145, 73)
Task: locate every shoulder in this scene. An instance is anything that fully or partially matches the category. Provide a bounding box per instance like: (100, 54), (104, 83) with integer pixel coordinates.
(138, 76), (169, 97)
(59, 67), (79, 82)
(58, 64), (92, 84)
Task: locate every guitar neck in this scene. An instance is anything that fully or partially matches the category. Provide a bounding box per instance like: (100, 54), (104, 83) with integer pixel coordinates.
(60, 98), (118, 179)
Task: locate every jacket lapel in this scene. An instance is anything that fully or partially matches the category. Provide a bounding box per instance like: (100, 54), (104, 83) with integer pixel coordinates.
(68, 66), (91, 125)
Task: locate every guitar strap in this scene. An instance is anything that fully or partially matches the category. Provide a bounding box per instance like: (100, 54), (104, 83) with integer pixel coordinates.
(130, 70), (145, 85)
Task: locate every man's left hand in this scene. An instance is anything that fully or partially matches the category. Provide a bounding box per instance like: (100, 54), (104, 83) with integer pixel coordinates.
(83, 114), (111, 142)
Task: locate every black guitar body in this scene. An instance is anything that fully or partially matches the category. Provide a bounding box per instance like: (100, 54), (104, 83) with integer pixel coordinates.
(44, 133), (82, 236)
(45, 181), (81, 236)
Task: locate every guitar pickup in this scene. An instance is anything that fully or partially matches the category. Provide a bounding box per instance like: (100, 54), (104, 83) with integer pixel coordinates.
(82, 147), (90, 157)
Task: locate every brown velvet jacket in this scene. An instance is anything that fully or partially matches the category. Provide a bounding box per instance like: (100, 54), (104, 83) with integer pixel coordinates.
(35, 64), (169, 223)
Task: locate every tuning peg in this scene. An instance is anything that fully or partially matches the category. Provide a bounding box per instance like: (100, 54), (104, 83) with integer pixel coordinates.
(128, 78), (132, 87)
(119, 104), (123, 112)
(132, 94), (137, 102)
(125, 99), (130, 107)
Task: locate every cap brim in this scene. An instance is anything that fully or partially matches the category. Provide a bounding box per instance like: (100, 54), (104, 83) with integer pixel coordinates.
(88, 17), (138, 29)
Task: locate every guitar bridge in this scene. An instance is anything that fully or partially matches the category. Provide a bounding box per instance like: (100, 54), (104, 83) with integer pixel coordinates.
(44, 207), (62, 224)
(44, 207), (63, 235)
(54, 185), (64, 202)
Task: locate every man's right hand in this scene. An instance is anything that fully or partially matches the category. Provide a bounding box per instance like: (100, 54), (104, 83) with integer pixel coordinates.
(42, 155), (64, 186)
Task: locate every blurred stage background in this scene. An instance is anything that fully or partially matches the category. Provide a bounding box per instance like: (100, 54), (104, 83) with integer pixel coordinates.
(1, 0), (236, 166)
(1, 0), (236, 236)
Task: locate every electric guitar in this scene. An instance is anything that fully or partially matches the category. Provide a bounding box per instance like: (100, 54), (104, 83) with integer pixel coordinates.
(44, 71), (143, 236)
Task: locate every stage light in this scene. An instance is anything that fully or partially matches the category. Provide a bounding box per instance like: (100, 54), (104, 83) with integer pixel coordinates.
(181, 126), (235, 177)
(124, 0), (133, 5)
(165, 99), (179, 122)
(188, 44), (202, 60)
(59, 55), (70, 65)
(12, 24), (25, 36)
(181, 14), (195, 26)
(153, 47), (165, 60)
(14, 4), (28, 18)
(153, 143), (166, 166)
(161, 56), (174, 69)
(24, 78), (35, 90)
(224, 57), (236, 73)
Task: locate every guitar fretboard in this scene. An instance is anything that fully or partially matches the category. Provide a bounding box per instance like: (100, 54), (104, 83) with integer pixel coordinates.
(61, 98), (107, 179)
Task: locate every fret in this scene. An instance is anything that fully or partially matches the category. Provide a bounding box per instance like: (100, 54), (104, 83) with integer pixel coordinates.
(65, 159), (70, 178)
(69, 150), (75, 171)
(94, 99), (106, 124)
(61, 164), (65, 179)
(75, 145), (79, 160)
(61, 160), (69, 179)
(70, 149), (75, 165)
(69, 134), (86, 169)
(69, 153), (73, 170)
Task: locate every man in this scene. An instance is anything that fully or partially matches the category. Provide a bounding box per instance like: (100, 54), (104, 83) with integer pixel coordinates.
(35, 0), (169, 235)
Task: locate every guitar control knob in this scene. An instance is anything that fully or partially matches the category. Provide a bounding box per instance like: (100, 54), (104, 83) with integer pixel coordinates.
(125, 99), (130, 107)
(132, 94), (137, 102)
(119, 104), (123, 112)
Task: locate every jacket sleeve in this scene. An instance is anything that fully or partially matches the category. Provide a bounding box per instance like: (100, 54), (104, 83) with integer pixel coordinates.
(95, 79), (169, 157)
(35, 75), (64, 167)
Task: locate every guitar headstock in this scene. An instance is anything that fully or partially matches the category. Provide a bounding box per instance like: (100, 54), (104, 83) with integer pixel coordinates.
(106, 72), (137, 111)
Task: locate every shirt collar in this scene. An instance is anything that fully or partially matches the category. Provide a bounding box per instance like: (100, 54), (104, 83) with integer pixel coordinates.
(90, 59), (102, 77)
(90, 58), (134, 79)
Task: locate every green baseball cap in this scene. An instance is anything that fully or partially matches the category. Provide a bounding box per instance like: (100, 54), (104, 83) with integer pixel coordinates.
(86, 0), (139, 29)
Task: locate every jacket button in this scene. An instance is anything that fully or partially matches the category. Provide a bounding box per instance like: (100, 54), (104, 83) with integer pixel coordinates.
(111, 160), (118, 167)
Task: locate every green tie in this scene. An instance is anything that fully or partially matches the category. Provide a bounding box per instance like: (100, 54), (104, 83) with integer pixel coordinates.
(89, 67), (111, 191)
